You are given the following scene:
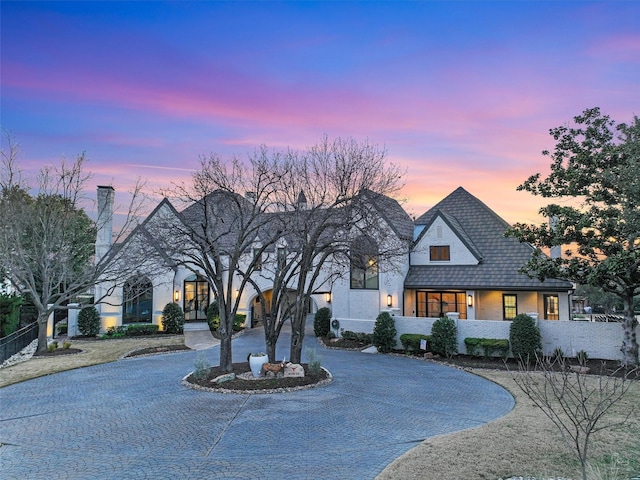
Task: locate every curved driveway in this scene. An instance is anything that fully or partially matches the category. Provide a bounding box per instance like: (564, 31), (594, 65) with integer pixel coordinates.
(0, 326), (513, 479)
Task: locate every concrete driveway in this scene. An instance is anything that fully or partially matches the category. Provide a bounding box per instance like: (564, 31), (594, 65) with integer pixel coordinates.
(0, 325), (513, 479)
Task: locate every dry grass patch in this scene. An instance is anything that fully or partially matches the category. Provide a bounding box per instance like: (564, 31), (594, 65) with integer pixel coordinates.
(0, 335), (185, 388)
(377, 370), (640, 480)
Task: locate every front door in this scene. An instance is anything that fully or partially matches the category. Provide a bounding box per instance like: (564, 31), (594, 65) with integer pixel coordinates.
(184, 276), (209, 322)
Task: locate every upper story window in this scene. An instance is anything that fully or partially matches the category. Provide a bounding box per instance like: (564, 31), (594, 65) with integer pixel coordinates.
(350, 235), (379, 290)
(503, 294), (517, 320)
(429, 245), (450, 261)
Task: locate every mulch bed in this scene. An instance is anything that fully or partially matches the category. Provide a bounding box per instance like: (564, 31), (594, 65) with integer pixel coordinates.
(429, 354), (640, 380)
(34, 348), (83, 357)
(184, 361), (331, 393)
(122, 345), (192, 358)
(318, 336), (371, 350)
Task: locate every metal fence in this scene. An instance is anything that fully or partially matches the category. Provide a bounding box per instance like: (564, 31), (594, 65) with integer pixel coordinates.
(0, 322), (38, 364)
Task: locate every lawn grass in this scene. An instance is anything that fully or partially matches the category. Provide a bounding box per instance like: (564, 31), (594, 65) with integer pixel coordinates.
(377, 369), (640, 480)
(0, 335), (184, 388)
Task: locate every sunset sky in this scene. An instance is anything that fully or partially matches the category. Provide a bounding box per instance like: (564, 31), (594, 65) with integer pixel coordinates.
(1, 1), (638, 224)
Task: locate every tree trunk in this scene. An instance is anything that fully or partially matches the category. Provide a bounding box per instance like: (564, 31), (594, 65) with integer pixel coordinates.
(37, 312), (49, 353)
(621, 314), (639, 367)
(289, 310), (305, 364)
(218, 311), (233, 372)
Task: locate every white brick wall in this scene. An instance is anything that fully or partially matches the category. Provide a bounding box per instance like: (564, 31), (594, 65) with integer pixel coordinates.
(334, 315), (640, 361)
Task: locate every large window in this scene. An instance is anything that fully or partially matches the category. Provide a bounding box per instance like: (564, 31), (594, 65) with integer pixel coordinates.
(416, 291), (467, 319)
(544, 294), (559, 320)
(350, 236), (379, 290)
(429, 245), (450, 261)
(184, 275), (210, 321)
(123, 276), (153, 324)
(503, 294), (517, 320)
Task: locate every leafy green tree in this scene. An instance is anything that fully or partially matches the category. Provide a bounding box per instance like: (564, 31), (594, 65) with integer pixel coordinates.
(507, 108), (640, 366)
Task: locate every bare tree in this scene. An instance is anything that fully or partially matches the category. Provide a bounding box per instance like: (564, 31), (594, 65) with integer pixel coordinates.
(512, 355), (636, 480)
(157, 148), (282, 372)
(248, 137), (407, 363)
(0, 134), (158, 352)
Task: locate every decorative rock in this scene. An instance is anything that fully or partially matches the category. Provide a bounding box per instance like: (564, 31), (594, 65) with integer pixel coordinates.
(424, 352), (434, 359)
(284, 363), (304, 377)
(262, 362), (284, 375)
(212, 373), (236, 384)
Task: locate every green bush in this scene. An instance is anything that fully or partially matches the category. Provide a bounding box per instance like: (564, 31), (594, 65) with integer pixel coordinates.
(372, 312), (397, 353)
(207, 303), (220, 332)
(400, 333), (432, 354)
(509, 313), (542, 362)
(125, 324), (159, 336)
(56, 321), (68, 335)
(431, 316), (458, 357)
(464, 337), (509, 358)
(161, 302), (185, 334)
(48, 341), (58, 352)
(305, 347), (322, 375)
(233, 314), (246, 331)
(341, 330), (373, 344)
(0, 294), (23, 337)
(314, 307), (331, 337)
(77, 306), (101, 337)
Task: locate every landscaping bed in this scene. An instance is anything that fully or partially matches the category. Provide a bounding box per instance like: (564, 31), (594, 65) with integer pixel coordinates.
(122, 344), (191, 358)
(184, 361), (331, 393)
(33, 348), (83, 357)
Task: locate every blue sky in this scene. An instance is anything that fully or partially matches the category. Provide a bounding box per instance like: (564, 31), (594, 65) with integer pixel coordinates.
(2, 1), (638, 222)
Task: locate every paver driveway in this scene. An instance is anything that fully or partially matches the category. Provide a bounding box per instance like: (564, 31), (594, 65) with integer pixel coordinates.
(0, 326), (514, 479)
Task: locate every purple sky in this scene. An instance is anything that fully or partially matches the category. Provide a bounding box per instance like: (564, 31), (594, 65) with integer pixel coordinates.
(1, 1), (638, 223)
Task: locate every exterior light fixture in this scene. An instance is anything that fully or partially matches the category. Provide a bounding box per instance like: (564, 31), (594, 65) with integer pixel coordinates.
(467, 295), (473, 307)
(325, 292), (332, 303)
(174, 290), (180, 302)
(387, 294), (393, 307)
(235, 289), (240, 298)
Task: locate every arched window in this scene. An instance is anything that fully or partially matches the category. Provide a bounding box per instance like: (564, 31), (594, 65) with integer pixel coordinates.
(123, 276), (153, 324)
(350, 235), (379, 290)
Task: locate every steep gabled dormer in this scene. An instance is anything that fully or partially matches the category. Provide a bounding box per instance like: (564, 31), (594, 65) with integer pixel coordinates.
(411, 209), (482, 266)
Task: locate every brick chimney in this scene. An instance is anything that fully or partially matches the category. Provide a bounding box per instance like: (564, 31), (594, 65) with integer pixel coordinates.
(96, 186), (114, 262)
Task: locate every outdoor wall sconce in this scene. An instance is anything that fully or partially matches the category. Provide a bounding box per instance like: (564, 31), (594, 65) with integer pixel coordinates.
(235, 289), (240, 298)
(467, 295), (473, 307)
(325, 292), (332, 303)
(387, 294), (393, 307)
(174, 290), (180, 302)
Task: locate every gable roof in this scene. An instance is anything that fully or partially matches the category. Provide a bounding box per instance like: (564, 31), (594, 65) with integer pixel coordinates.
(406, 187), (573, 291)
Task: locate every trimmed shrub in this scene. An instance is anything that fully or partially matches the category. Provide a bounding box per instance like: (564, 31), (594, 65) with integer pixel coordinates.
(313, 307), (331, 337)
(400, 333), (432, 354)
(509, 313), (542, 362)
(464, 337), (509, 358)
(372, 312), (397, 353)
(56, 321), (68, 335)
(207, 303), (220, 332)
(341, 330), (373, 344)
(233, 314), (246, 331)
(431, 316), (458, 357)
(77, 306), (101, 337)
(125, 324), (159, 336)
(161, 302), (185, 334)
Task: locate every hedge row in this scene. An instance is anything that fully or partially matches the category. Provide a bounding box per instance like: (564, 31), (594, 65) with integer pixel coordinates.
(399, 333), (432, 353)
(464, 337), (510, 358)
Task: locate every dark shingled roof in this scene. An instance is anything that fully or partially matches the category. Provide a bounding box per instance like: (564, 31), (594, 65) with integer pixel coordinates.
(406, 187), (573, 291)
